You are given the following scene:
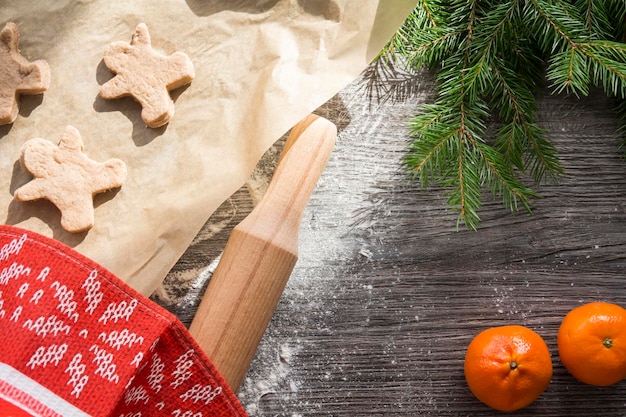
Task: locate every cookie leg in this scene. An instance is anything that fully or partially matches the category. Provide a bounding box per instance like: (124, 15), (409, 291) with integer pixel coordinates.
(0, 92), (19, 125)
(139, 89), (175, 128)
(57, 198), (96, 233)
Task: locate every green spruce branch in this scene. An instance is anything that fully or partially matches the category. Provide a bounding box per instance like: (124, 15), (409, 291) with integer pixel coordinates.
(371, 0), (626, 230)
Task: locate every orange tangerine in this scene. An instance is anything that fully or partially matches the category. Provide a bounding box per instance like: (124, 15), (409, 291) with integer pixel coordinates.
(557, 301), (626, 386)
(464, 325), (552, 412)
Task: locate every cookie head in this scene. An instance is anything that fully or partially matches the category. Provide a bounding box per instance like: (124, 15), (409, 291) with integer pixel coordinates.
(19, 138), (58, 178)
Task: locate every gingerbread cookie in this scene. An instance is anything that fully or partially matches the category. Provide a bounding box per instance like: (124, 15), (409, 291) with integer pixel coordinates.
(99, 23), (195, 128)
(0, 22), (51, 125)
(14, 126), (127, 233)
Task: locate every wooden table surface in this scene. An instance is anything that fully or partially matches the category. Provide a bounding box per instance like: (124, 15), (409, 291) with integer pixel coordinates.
(153, 68), (626, 416)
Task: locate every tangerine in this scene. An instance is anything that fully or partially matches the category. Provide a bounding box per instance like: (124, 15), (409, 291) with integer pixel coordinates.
(557, 301), (626, 386)
(464, 325), (552, 412)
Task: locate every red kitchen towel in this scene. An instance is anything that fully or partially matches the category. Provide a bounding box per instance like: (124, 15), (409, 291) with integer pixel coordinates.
(0, 225), (248, 417)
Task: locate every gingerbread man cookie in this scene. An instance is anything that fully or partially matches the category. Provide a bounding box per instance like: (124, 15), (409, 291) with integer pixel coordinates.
(0, 22), (51, 125)
(100, 23), (195, 128)
(14, 126), (127, 233)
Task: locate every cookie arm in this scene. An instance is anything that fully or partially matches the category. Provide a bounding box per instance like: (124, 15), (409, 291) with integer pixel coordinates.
(0, 22), (19, 54)
(131, 23), (152, 46)
(57, 126), (84, 152)
(90, 158), (127, 194)
(14, 179), (47, 202)
(166, 52), (195, 90)
(17, 60), (51, 94)
(99, 76), (130, 99)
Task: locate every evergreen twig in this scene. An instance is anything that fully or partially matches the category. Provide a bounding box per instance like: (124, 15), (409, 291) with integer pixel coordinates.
(371, 0), (626, 229)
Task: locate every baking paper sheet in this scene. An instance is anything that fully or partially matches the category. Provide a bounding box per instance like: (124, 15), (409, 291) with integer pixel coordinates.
(0, 0), (415, 295)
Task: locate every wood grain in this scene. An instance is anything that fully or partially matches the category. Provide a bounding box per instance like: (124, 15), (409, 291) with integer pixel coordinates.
(154, 69), (626, 416)
(188, 115), (336, 391)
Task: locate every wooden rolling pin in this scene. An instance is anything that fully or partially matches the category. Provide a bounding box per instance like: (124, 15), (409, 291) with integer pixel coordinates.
(189, 114), (337, 391)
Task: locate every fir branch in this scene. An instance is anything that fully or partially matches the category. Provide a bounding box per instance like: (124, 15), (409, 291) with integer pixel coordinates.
(416, 0), (440, 28)
(582, 41), (626, 98)
(605, 0), (626, 41)
(488, 56), (564, 183)
(575, 0), (613, 38)
(547, 47), (591, 96)
(367, 0), (626, 229)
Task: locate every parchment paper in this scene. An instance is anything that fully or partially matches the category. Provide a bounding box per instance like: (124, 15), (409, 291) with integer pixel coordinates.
(0, 0), (415, 296)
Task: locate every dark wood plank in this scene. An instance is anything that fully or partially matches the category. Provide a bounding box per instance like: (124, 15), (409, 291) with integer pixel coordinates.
(155, 69), (626, 416)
